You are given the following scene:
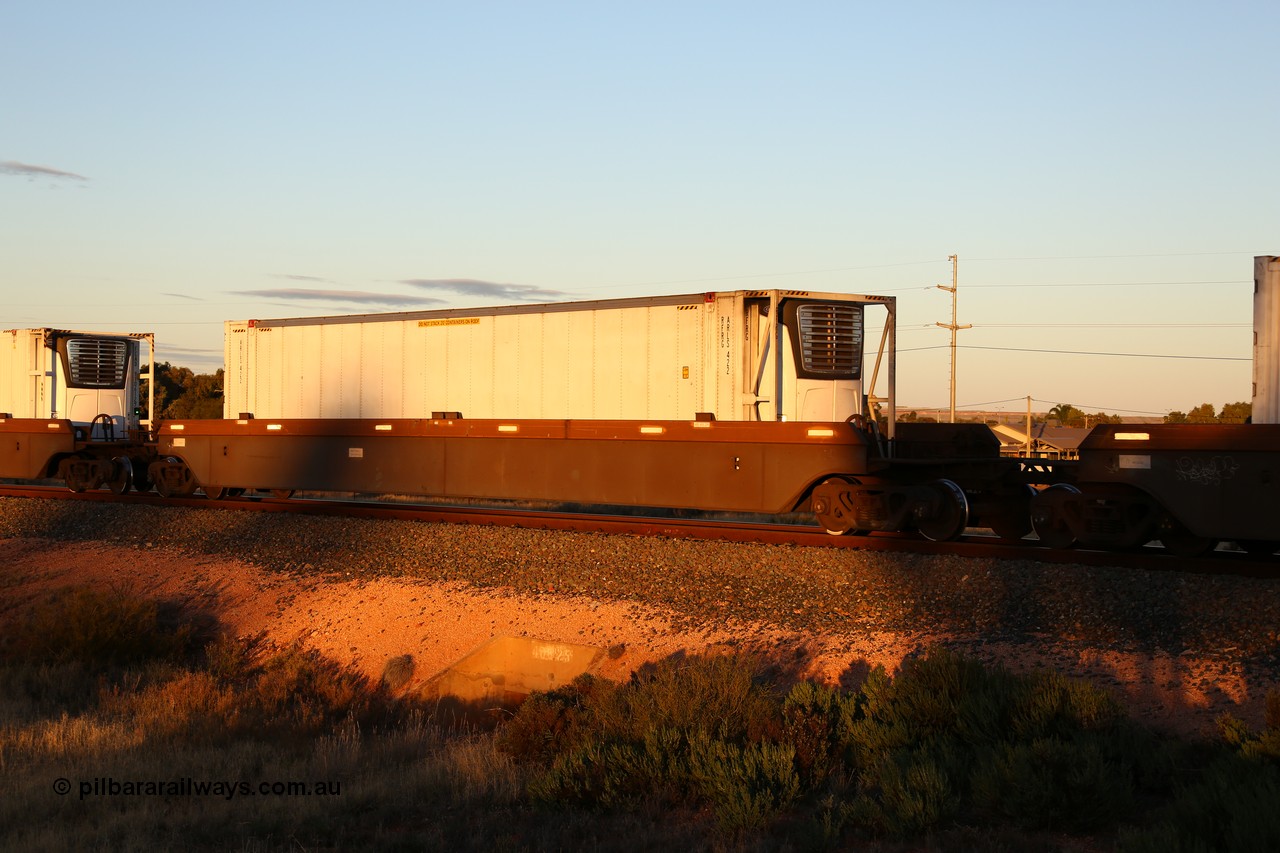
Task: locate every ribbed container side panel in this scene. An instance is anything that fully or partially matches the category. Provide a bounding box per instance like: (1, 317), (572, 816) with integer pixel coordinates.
(0, 330), (43, 418)
(1254, 256), (1280, 424)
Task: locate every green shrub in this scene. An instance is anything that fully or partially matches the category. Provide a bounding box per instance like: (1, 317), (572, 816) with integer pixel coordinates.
(495, 676), (612, 763)
(781, 680), (861, 789)
(686, 729), (801, 833)
(247, 643), (379, 733)
(529, 726), (686, 809)
(971, 734), (1134, 831)
(604, 653), (783, 743)
(1119, 757), (1280, 853)
(503, 655), (785, 763)
(0, 586), (207, 668)
(1218, 691), (1280, 762)
(1122, 694), (1280, 851)
(838, 647), (1138, 836)
(850, 748), (960, 837)
(854, 651), (977, 746)
(97, 639), (397, 745)
(515, 655), (798, 836)
(503, 646), (1247, 845)
(850, 648), (1123, 757)
(1010, 669), (1124, 739)
(202, 632), (260, 681)
(849, 648), (1023, 761)
(529, 725), (801, 835)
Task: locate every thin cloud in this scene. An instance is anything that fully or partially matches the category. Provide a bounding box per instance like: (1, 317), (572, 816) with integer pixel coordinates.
(227, 288), (448, 308)
(1, 160), (89, 181)
(272, 273), (336, 284)
(154, 346), (223, 372)
(162, 293), (203, 301)
(400, 278), (567, 302)
(157, 345), (221, 357)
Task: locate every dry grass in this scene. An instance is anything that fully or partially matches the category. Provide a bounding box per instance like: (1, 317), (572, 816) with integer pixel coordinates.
(4, 585), (1280, 851)
(0, 586), (521, 851)
(0, 585), (711, 851)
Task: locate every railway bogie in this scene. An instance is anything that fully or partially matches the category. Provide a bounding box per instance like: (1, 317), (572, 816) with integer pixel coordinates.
(148, 456), (199, 498)
(1028, 424), (1280, 555)
(810, 423), (1034, 541)
(0, 417), (156, 494)
(810, 475), (974, 540)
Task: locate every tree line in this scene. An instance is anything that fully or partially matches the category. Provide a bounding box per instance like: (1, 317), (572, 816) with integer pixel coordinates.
(141, 363), (224, 420)
(897, 400), (1254, 427)
(1163, 401), (1253, 424)
(1043, 401), (1254, 426)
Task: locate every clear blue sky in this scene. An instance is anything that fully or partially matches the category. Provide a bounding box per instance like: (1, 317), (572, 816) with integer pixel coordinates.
(3, 1), (1276, 417)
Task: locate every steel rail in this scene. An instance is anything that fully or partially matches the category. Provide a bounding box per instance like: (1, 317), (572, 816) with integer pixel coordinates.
(1, 484), (1275, 577)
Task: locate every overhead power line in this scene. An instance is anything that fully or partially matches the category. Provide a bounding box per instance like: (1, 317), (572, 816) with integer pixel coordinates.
(961, 344), (1249, 362)
(907, 399), (1173, 417)
(974, 322), (1248, 328)
(954, 396), (1034, 408)
(942, 397), (1185, 417)
(894, 343), (1247, 361)
(967, 279), (1249, 288)
(1028, 398), (1170, 416)
(590, 249), (1255, 292)
(965, 250), (1255, 262)
(595, 259), (941, 290)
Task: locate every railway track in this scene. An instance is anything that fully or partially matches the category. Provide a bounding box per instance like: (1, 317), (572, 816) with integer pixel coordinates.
(3, 483), (1275, 578)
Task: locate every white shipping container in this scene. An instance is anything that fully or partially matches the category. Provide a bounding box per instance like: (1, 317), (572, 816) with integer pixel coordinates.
(0, 328), (152, 431)
(224, 290), (894, 423)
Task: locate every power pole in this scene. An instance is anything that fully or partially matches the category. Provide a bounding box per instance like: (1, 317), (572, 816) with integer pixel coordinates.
(936, 254), (972, 423)
(1025, 395), (1032, 457)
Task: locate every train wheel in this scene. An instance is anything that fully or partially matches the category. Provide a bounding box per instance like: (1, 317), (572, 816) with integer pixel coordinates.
(1237, 540), (1277, 557)
(62, 456), (104, 492)
(1157, 518), (1216, 558)
(150, 458), (197, 499)
(106, 457), (134, 495)
(987, 485), (1035, 541)
(131, 459), (154, 493)
(152, 475), (174, 498)
(813, 477), (868, 536)
(270, 489), (295, 499)
(1030, 484), (1079, 549)
(203, 485), (228, 500)
(916, 479), (969, 542)
(1160, 532), (1216, 558)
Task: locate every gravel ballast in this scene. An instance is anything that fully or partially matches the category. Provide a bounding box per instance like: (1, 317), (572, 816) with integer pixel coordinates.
(2, 497), (1278, 734)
